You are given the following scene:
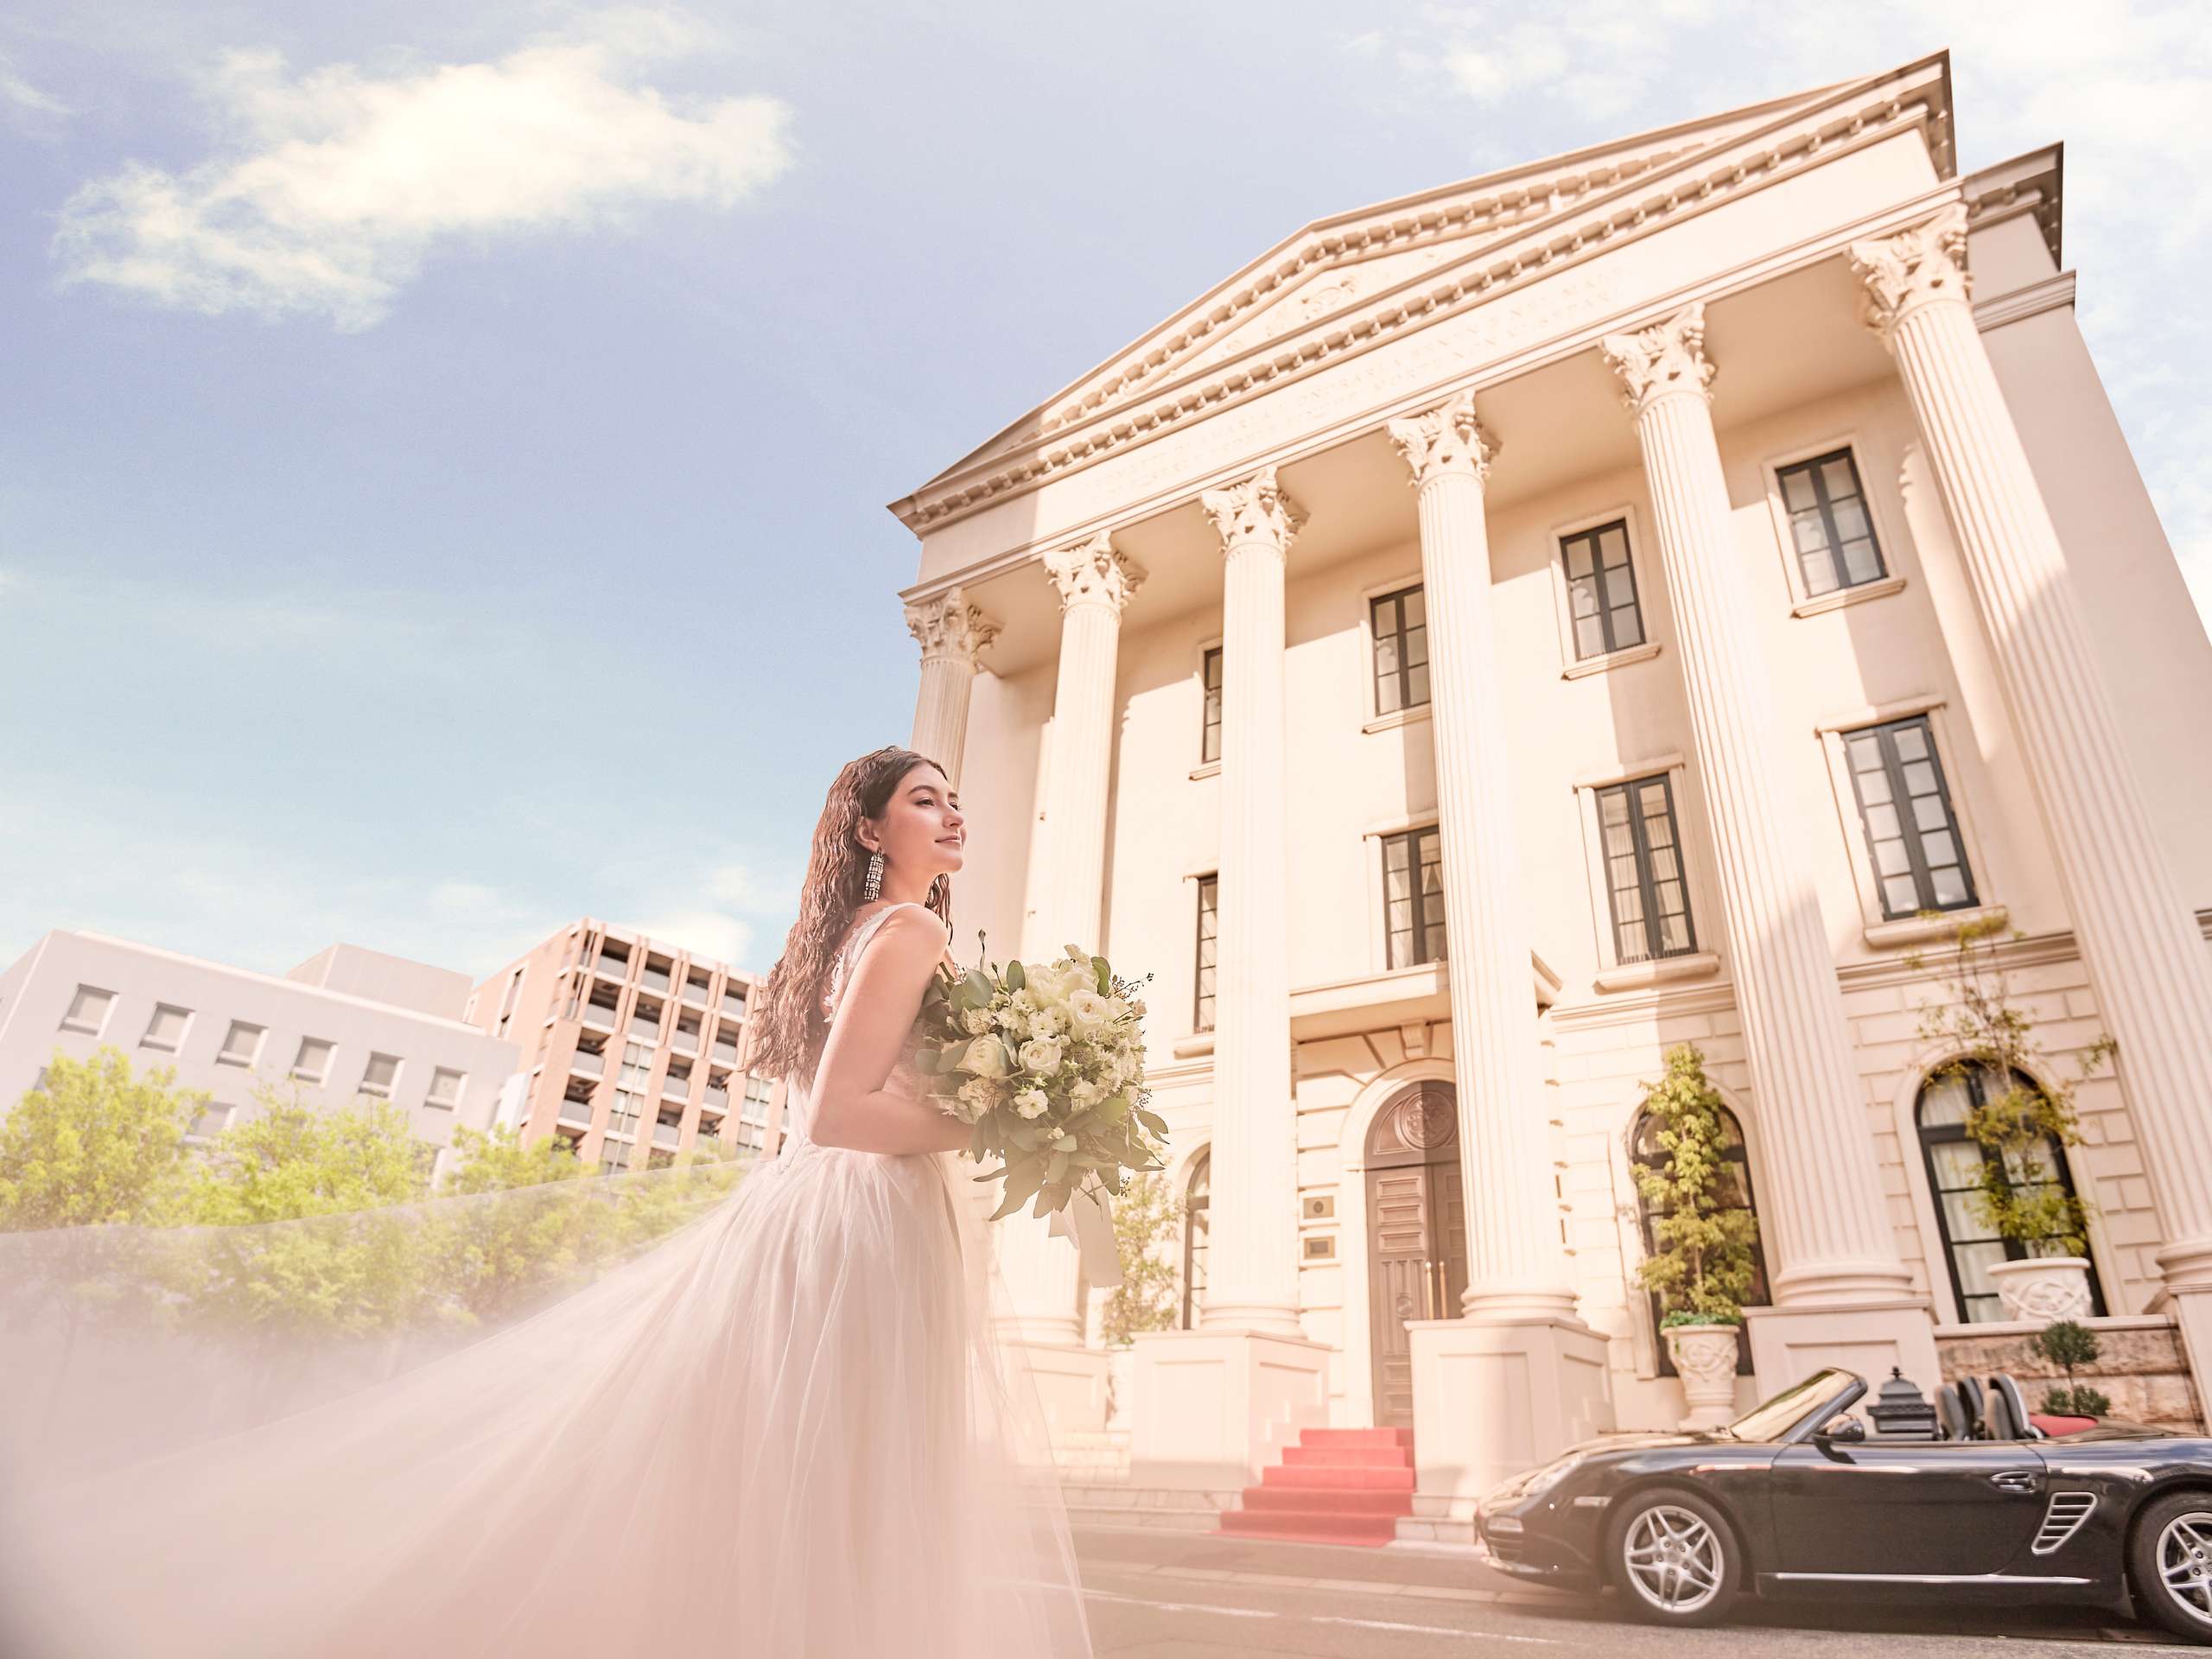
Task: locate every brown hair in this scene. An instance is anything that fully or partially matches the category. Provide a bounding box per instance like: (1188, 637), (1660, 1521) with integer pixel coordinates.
(751, 745), (953, 1084)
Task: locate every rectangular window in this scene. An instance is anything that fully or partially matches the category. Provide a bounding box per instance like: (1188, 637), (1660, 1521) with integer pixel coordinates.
(60, 985), (114, 1036)
(1370, 585), (1430, 715)
(1199, 647), (1223, 765)
(359, 1052), (401, 1098)
(216, 1020), (264, 1067)
(1777, 448), (1885, 596)
(142, 1004), (192, 1053)
(1382, 828), (1446, 968)
(426, 1067), (466, 1109)
(187, 1104), (233, 1141)
(1193, 874), (1218, 1033)
(293, 1037), (334, 1082)
(600, 1137), (632, 1171)
(741, 1071), (773, 1123)
(1844, 715), (1976, 918)
(1560, 519), (1644, 659)
(1597, 776), (1696, 963)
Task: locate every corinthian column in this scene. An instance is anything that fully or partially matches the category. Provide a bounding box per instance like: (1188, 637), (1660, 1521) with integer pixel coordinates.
(1602, 305), (1916, 1310)
(999, 532), (1146, 1348)
(904, 586), (1001, 786)
(1196, 467), (1304, 1335)
(1386, 395), (1575, 1320)
(1851, 208), (2212, 1351)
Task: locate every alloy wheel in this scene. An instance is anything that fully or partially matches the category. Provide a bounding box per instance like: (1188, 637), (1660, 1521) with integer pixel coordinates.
(1622, 1503), (1725, 1615)
(2160, 1510), (2212, 1626)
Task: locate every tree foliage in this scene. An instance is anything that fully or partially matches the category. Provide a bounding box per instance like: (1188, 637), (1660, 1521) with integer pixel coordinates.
(0, 1047), (205, 1230)
(1096, 1171), (1183, 1347)
(2031, 1319), (2110, 1417)
(1631, 1044), (1760, 1325)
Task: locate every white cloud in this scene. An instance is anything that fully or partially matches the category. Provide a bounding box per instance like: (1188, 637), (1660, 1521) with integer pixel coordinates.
(632, 911), (756, 969)
(0, 52), (69, 128)
(52, 10), (793, 329)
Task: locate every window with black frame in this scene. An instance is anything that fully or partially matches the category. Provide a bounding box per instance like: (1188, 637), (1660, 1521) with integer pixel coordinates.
(1777, 448), (1886, 596)
(1916, 1060), (2105, 1325)
(1596, 775), (1696, 963)
(1560, 519), (1644, 659)
(1370, 584), (1429, 715)
(1199, 646), (1222, 764)
(1842, 715), (1976, 919)
(1382, 825), (1446, 968)
(1193, 874), (1217, 1033)
(1631, 1103), (1770, 1376)
(1180, 1149), (1211, 1329)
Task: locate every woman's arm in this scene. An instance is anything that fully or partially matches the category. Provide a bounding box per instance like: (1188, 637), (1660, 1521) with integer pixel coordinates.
(808, 909), (976, 1155)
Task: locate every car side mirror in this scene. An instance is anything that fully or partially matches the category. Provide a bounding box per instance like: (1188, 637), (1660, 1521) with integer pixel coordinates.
(1815, 1418), (1866, 1445)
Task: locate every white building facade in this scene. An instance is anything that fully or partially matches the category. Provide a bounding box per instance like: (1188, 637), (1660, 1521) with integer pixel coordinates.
(0, 931), (522, 1179)
(891, 55), (2212, 1525)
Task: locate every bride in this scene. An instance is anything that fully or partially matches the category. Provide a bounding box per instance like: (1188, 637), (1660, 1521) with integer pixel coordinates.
(0, 745), (1095, 1659)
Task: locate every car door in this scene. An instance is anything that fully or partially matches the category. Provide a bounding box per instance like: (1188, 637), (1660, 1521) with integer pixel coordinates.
(1767, 1438), (2049, 1576)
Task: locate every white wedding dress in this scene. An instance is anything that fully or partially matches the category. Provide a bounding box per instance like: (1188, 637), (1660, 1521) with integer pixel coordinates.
(0, 902), (1093, 1659)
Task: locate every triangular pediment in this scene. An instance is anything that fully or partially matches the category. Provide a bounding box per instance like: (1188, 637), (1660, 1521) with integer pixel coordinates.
(914, 79), (1869, 494)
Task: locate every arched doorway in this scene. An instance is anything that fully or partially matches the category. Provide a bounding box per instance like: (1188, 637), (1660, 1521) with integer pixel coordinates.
(1365, 1082), (1466, 1429)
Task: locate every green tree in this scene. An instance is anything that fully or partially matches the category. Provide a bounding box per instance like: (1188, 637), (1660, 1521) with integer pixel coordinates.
(175, 1083), (432, 1226)
(1632, 1045), (1760, 1326)
(0, 1046), (205, 1231)
(1097, 1171), (1184, 1346)
(2031, 1319), (2112, 1417)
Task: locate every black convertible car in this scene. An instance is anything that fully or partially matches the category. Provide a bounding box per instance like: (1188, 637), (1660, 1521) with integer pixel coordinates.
(1476, 1366), (2212, 1643)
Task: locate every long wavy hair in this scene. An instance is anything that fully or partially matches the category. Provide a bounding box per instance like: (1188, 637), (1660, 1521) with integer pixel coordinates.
(752, 745), (955, 1084)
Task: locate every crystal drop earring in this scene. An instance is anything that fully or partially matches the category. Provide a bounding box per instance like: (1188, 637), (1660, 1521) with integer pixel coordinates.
(862, 849), (884, 900)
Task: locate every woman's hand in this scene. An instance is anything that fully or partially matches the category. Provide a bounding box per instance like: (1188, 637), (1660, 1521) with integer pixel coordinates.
(809, 910), (976, 1155)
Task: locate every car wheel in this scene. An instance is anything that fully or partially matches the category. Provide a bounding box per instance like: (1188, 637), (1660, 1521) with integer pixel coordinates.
(2131, 1491), (2212, 1645)
(1606, 1486), (1741, 1628)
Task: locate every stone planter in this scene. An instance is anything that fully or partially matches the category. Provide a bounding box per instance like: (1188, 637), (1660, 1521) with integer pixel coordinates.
(1987, 1255), (2095, 1322)
(1663, 1321), (1743, 1430)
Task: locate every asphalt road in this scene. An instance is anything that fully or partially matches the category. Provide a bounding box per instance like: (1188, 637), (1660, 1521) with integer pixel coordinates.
(1073, 1524), (2202, 1656)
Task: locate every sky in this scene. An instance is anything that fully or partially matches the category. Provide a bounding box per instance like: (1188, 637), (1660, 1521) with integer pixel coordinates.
(3, 0), (2208, 987)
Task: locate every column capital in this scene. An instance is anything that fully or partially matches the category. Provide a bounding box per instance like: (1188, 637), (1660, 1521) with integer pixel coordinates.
(1848, 202), (1972, 341)
(1041, 531), (1147, 615)
(1387, 391), (1500, 490)
(1200, 465), (1306, 557)
(903, 585), (1001, 667)
(1600, 302), (1716, 413)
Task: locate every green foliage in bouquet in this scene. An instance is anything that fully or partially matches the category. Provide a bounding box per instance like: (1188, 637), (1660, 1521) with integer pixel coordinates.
(908, 936), (1168, 1220)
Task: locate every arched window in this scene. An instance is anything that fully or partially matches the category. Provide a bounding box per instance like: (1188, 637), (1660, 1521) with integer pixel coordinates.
(1630, 1103), (1770, 1376)
(1916, 1061), (2105, 1324)
(1179, 1149), (1211, 1331)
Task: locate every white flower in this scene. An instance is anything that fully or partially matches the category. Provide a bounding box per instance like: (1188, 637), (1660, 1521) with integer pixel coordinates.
(962, 1007), (992, 1035)
(1018, 1037), (1063, 1076)
(956, 1036), (1014, 1078)
(1065, 988), (1112, 1031)
(955, 1077), (997, 1119)
(1014, 1087), (1049, 1120)
(1027, 1002), (1065, 1038)
(1071, 1078), (1104, 1109)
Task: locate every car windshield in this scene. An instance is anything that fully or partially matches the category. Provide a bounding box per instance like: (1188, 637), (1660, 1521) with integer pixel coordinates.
(1721, 1368), (1858, 1442)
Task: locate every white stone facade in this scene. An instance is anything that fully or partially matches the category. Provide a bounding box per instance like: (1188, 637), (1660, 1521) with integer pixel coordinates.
(891, 56), (2212, 1486)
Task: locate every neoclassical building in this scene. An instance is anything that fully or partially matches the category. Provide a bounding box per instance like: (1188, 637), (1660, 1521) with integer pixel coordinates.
(893, 54), (2212, 1528)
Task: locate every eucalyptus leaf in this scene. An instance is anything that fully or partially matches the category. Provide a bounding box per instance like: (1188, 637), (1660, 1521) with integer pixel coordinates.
(1005, 959), (1025, 991)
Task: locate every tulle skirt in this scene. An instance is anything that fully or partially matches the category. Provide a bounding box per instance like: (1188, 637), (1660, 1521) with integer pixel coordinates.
(0, 1141), (1092, 1659)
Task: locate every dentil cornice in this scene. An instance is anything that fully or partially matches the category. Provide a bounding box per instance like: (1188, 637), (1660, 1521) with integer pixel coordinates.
(904, 585), (1002, 664)
(1601, 302), (1717, 411)
(1041, 531), (1147, 614)
(1387, 391), (1500, 489)
(1848, 201), (1971, 340)
(1200, 466), (1307, 556)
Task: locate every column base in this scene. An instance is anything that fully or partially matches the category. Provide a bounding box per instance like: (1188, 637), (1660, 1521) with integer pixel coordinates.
(1405, 1313), (1613, 1511)
(1743, 1297), (1940, 1397)
(2153, 1240), (2212, 1424)
(1000, 1339), (1110, 1448)
(1127, 1327), (1332, 1490)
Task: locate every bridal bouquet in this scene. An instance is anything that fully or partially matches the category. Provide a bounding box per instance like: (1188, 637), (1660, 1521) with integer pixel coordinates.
(910, 941), (1168, 1223)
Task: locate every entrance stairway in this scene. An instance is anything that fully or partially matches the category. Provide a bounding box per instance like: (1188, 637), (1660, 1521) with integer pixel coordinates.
(1217, 1425), (1416, 1547)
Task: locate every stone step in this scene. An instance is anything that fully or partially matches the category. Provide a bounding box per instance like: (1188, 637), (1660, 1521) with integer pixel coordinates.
(1261, 1462), (1415, 1492)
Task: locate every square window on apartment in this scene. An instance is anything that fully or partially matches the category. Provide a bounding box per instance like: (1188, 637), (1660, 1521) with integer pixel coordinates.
(59, 984), (115, 1036)
(1560, 520), (1645, 659)
(188, 1103), (233, 1141)
(1370, 584), (1430, 715)
(359, 1052), (401, 1098)
(1597, 776), (1698, 963)
(216, 1020), (265, 1068)
(1844, 715), (1977, 919)
(1777, 448), (1885, 597)
(426, 1067), (466, 1109)
(141, 1003), (192, 1053)
(1199, 646), (1223, 764)
(293, 1037), (335, 1082)
(1382, 827), (1447, 969)
(1194, 874), (1218, 1033)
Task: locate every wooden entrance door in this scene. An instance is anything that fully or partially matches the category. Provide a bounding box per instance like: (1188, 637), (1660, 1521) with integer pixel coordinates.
(1364, 1084), (1466, 1430)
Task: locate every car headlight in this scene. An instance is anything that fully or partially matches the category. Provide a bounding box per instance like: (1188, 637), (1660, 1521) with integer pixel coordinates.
(1489, 1451), (1586, 1506)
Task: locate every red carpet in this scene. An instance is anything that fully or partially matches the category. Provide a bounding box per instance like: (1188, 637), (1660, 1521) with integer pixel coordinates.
(1217, 1426), (1415, 1547)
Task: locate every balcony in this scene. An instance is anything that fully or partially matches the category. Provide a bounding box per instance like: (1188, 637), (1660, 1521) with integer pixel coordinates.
(582, 1000), (619, 1031)
(660, 1072), (691, 1101)
(627, 1018), (660, 1045)
(653, 1121), (682, 1149)
(671, 1027), (700, 1057)
(721, 991), (747, 1020)
(710, 1036), (741, 1066)
(702, 1087), (730, 1115)
(557, 1099), (594, 1129)
(570, 1051), (606, 1081)
(641, 965), (671, 995)
(594, 954), (630, 982)
(681, 980), (709, 1007)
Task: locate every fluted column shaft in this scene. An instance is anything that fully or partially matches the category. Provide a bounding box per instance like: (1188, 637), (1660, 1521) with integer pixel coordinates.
(1198, 467), (1304, 1335)
(1853, 207), (2212, 1283)
(1388, 396), (1576, 1319)
(1603, 305), (1914, 1306)
(999, 535), (1145, 1345)
(905, 587), (1001, 786)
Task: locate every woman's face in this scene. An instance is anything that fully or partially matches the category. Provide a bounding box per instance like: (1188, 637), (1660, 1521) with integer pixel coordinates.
(862, 762), (964, 880)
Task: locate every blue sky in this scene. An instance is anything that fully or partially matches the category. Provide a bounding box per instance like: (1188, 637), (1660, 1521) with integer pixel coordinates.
(3, 1), (2207, 985)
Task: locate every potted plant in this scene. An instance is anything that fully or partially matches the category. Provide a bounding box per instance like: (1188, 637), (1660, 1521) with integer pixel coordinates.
(2031, 1319), (2113, 1419)
(1098, 1172), (1184, 1430)
(1910, 916), (2111, 1321)
(1632, 1045), (1760, 1429)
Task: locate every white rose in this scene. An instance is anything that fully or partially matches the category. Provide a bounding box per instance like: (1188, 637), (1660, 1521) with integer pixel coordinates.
(962, 1007), (991, 1035)
(1014, 1087), (1049, 1120)
(1018, 1038), (1063, 1076)
(1065, 988), (1112, 1031)
(957, 1036), (1014, 1078)
(1071, 1078), (1103, 1109)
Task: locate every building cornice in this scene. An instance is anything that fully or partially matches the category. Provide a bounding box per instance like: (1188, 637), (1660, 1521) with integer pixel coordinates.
(1963, 143), (2063, 269)
(1973, 269), (2075, 332)
(890, 55), (1954, 538)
